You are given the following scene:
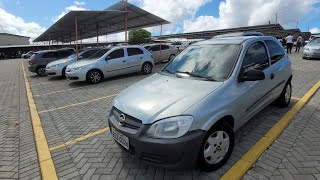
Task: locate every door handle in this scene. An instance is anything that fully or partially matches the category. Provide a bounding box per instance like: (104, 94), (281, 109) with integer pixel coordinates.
(270, 73), (275, 79)
(140, 57), (143, 59)
(122, 60), (127, 63)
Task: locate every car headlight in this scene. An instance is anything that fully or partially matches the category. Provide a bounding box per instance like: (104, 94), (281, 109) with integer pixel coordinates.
(146, 116), (194, 139)
(69, 66), (85, 72)
(50, 64), (60, 69)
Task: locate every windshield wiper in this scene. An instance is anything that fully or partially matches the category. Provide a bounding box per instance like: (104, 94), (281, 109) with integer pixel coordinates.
(162, 69), (174, 74)
(175, 71), (216, 81)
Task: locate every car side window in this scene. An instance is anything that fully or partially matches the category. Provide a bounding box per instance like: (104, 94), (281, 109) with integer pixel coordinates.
(149, 45), (160, 51)
(127, 48), (143, 56)
(265, 40), (285, 65)
(81, 50), (99, 58)
(107, 49), (124, 60)
(161, 45), (169, 50)
(58, 50), (73, 58)
(242, 42), (269, 71)
(42, 52), (57, 58)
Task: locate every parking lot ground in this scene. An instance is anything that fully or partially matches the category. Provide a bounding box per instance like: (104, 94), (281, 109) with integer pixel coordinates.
(1, 51), (320, 180)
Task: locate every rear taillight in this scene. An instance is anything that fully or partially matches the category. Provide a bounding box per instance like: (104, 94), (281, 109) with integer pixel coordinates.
(28, 59), (36, 65)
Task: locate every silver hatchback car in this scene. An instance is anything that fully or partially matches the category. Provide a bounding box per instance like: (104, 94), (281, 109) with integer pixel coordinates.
(108, 36), (292, 171)
(66, 46), (154, 84)
(303, 35), (320, 59)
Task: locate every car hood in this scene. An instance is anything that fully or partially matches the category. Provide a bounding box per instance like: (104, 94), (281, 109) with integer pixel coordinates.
(47, 58), (73, 67)
(113, 73), (223, 124)
(306, 43), (320, 49)
(67, 59), (96, 69)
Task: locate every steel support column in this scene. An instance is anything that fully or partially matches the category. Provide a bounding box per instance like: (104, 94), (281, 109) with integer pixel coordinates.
(75, 16), (79, 61)
(159, 24), (162, 61)
(96, 23), (99, 47)
(125, 0), (128, 44)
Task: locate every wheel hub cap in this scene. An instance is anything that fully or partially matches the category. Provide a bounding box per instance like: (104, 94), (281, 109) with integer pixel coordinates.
(204, 131), (230, 164)
(91, 72), (100, 83)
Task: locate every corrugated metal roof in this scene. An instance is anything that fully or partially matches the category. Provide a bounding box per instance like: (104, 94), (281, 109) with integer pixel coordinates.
(34, 1), (169, 43)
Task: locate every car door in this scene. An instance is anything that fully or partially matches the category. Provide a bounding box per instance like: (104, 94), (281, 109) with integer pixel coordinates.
(42, 51), (58, 65)
(104, 48), (126, 77)
(149, 45), (160, 63)
(126, 47), (144, 72)
(160, 45), (170, 61)
(235, 41), (274, 126)
(265, 40), (288, 99)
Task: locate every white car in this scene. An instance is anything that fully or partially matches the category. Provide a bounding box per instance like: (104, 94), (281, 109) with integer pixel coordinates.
(65, 46), (154, 84)
(46, 48), (101, 77)
(145, 44), (179, 63)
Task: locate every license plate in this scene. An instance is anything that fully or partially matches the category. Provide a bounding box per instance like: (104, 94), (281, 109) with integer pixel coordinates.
(111, 128), (129, 150)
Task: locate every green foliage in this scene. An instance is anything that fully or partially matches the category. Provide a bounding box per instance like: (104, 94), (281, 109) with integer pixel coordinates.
(129, 29), (151, 44)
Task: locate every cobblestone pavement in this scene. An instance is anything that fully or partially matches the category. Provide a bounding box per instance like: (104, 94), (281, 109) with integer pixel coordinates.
(0, 59), (41, 179)
(1, 50), (320, 180)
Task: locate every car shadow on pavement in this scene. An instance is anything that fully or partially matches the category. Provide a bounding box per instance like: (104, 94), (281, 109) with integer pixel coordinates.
(67, 72), (147, 88)
(47, 76), (65, 81)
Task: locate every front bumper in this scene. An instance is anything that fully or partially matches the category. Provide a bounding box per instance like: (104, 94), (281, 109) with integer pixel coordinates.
(108, 108), (206, 169)
(303, 50), (320, 59)
(65, 70), (86, 81)
(46, 67), (63, 76)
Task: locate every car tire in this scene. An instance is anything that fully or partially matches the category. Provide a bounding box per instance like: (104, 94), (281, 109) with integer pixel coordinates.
(199, 123), (234, 172)
(141, 62), (153, 75)
(276, 81), (291, 107)
(36, 66), (46, 77)
(169, 54), (175, 61)
(86, 70), (103, 84)
(62, 67), (66, 78)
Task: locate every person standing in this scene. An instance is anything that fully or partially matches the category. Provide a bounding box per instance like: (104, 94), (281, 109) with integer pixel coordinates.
(295, 34), (303, 52)
(285, 34), (294, 53)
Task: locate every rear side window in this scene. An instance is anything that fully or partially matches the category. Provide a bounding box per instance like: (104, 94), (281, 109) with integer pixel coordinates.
(265, 40), (285, 64)
(149, 45), (160, 51)
(108, 49), (124, 59)
(161, 45), (169, 50)
(127, 48), (143, 56)
(58, 50), (74, 58)
(42, 52), (57, 58)
(243, 42), (269, 70)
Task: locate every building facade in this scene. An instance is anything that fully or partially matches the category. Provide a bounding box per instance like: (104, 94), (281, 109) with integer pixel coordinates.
(0, 33), (30, 46)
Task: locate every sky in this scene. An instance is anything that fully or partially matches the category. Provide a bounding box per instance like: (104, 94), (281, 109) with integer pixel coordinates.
(0, 0), (319, 43)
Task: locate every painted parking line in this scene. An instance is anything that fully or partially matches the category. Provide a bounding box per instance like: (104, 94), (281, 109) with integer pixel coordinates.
(22, 62), (58, 180)
(221, 80), (320, 180)
(34, 87), (81, 97)
(291, 96), (300, 101)
(30, 82), (54, 86)
(38, 94), (117, 114)
(50, 127), (110, 151)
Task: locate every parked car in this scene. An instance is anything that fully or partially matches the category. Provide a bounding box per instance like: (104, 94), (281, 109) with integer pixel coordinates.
(108, 36), (292, 171)
(144, 44), (179, 63)
(303, 35), (320, 59)
(21, 51), (34, 59)
(65, 46), (154, 84)
(214, 31), (264, 38)
(46, 48), (101, 78)
(28, 48), (75, 76)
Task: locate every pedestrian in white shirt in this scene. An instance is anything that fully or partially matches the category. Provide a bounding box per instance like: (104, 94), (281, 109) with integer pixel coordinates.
(285, 34), (294, 53)
(295, 34), (303, 52)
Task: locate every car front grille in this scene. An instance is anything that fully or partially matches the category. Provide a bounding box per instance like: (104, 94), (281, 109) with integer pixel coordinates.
(111, 107), (142, 131)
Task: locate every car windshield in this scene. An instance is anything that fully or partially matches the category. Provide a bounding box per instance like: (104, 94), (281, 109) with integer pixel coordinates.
(88, 49), (110, 59)
(67, 54), (76, 59)
(309, 37), (320, 43)
(162, 44), (241, 81)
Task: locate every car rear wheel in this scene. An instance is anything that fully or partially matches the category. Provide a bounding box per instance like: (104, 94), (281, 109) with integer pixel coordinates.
(199, 124), (234, 171)
(86, 70), (103, 84)
(276, 81), (291, 107)
(36, 66), (46, 77)
(141, 62), (153, 74)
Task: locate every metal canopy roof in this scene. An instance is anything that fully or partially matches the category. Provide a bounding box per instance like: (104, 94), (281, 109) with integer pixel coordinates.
(34, 1), (170, 43)
(153, 24), (285, 39)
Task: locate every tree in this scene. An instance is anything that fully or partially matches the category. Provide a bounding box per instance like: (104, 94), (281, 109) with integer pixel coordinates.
(129, 29), (151, 44)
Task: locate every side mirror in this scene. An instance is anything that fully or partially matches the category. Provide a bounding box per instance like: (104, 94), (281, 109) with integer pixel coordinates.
(149, 50), (153, 53)
(241, 69), (265, 82)
(78, 55), (83, 59)
(106, 56), (111, 60)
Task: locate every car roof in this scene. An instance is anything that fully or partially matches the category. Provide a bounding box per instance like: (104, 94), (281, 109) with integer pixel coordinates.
(194, 36), (277, 45)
